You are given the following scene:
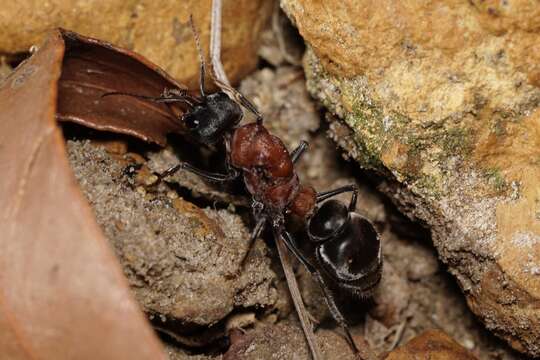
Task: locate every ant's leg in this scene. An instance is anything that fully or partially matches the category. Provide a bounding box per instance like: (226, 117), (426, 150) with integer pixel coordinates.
(158, 163), (183, 178)
(273, 228), (324, 360)
(159, 163), (239, 183)
(316, 184), (358, 212)
(280, 230), (317, 273)
(235, 91), (263, 124)
(239, 216), (267, 267)
(281, 231), (361, 355)
(313, 273), (360, 355)
(290, 140), (309, 164)
(213, 78), (264, 123)
(101, 91), (197, 107)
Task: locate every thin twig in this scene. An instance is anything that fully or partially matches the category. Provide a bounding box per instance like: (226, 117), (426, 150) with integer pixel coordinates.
(210, 0), (230, 86)
(274, 231), (323, 360)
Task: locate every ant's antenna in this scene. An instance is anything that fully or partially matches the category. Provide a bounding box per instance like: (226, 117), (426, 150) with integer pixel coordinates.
(191, 10), (260, 123)
(208, 0), (263, 123)
(189, 15), (207, 97)
(101, 90), (198, 107)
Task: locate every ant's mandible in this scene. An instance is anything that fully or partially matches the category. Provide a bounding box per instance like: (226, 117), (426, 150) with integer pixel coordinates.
(104, 15), (382, 359)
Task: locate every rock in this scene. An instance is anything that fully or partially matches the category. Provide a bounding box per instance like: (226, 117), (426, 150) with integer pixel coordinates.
(282, 0), (540, 356)
(0, 57), (11, 79)
(0, 0), (273, 87)
(385, 329), (477, 360)
(67, 140), (277, 330)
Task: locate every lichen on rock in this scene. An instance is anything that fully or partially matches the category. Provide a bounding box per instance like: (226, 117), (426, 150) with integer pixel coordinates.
(282, 0), (540, 356)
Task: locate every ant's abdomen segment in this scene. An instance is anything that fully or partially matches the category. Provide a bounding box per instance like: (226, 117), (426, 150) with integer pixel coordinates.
(308, 200), (382, 298)
(288, 185), (317, 220)
(244, 171), (300, 211)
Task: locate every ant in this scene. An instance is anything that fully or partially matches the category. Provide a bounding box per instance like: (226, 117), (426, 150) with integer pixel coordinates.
(103, 13), (382, 360)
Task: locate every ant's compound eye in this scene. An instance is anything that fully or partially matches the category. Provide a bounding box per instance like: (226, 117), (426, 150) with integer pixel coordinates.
(308, 200), (349, 242)
(184, 114), (200, 129)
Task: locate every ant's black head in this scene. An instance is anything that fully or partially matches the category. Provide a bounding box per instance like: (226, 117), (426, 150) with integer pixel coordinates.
(308, 200), (382, 297)
(183, 91), (243, 144)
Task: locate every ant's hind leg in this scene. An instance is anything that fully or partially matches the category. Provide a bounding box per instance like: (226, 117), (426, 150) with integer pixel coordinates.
(314, 273), (361, 356)
(280, 230), (317, 273)
(281, 231), (362, 356)
(316, 184), (358, 212)
(290, 140), (309, 164)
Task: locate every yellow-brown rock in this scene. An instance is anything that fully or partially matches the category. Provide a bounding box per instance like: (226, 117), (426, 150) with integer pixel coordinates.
(0, 0), (273, 87)
(282, 0), (540, 356)
(385, 330), (477, 360)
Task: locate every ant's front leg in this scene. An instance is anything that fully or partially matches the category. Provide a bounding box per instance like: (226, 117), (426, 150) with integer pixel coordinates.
(211, 77), (264, 123)
(316, 184), (358, 212)
(159, 162), (240, 183)
(239, 213), (267, 267)
(160, 133), (241, 182)
(290, 140), (309, 164)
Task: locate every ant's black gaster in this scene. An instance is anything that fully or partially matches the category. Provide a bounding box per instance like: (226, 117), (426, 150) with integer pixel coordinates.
(306, 191), (382, 299)
(284, 189), (382, 354)
(104, 15), (382, 359)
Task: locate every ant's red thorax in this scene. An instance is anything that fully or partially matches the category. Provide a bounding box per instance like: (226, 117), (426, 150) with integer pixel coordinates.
(230, 123), (294, 178)
(230, 123), (315, 216)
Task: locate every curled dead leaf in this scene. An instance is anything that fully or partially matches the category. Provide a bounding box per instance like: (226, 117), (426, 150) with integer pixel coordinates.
(57, 29), (190, 146)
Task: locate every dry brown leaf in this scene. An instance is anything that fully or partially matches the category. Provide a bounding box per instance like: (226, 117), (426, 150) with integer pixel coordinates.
(0, 30), (166, 359)
(57, 29), (189, 146)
